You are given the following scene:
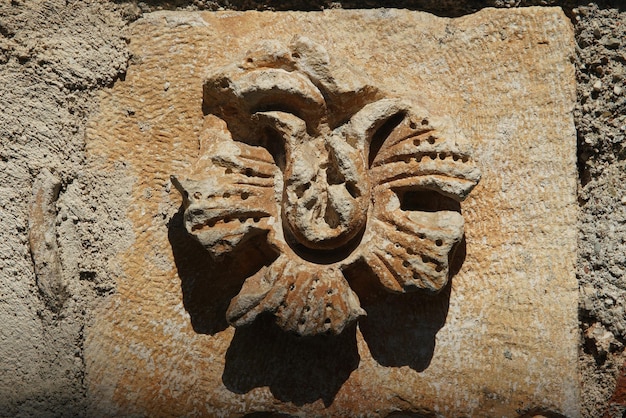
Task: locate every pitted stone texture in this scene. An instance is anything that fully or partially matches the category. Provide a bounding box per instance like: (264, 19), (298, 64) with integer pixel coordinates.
(84, 8), (579, 418)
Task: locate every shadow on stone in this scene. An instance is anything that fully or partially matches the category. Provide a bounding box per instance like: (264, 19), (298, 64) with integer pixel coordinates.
(517, 409), (569, 418)
(385, 412), (437, 418)
(170, 202), (464, 395)
(222, 314), (360, 407)
(168, 208), (276, 335)
(347, 238), (465, 371)
(358, 281), (451, 371)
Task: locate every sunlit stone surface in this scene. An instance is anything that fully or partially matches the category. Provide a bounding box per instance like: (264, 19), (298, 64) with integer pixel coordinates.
(84, 8), (579, 417)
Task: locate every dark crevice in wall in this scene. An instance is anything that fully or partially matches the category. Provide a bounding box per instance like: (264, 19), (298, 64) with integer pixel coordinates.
(114, 0), (623, 19)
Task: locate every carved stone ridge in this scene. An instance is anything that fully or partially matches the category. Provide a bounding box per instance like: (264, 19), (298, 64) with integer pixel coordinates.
(173, 36), (481, 337)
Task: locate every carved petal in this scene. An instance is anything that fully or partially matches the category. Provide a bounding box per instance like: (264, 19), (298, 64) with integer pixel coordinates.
(204, 68), (327, 140)
(362, 108), (480, 293)
(172, 140), (278, 258)
(364, 192), (465, 293)
(227, 255), (366, 336)
(369, 110), (481, 200)
(289, 36), (382, 126)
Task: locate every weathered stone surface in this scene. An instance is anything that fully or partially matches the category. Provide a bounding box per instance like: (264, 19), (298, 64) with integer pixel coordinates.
(172, 37), (481, 337)
(28, 169), (68, 313)
(84, 8), (579, 417)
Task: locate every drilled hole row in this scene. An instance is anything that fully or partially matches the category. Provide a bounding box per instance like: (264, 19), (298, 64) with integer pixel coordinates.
(287, 282), (335, 326)
(394, 237), (443, 248)
(224, 167), (255, 177)
(401, 152), (470, 163)
(413, 135), (438, 146)
(192, 191), (251, 200)
(393, 241), (445, 274)
(413, 262), (444, 274)
(206, 216), (262, 227)
(408, 118), (430, 130)
(400, 254), (443, 270)
(422, 254), (444, 273)
(287, 282), (334, 295)
(410, 263), (443, 282)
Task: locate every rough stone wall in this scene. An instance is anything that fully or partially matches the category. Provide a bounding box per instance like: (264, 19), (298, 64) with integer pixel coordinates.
(574, 4), (626, 418)
(0, 1), (624, 417)
(0, 1), (130, 416)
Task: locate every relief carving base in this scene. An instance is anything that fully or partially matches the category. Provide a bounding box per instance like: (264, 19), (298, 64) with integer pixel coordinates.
(173, 36), (480, 337)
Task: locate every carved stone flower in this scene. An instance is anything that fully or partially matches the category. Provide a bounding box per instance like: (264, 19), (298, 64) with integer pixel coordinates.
(172, 37), (480, 337)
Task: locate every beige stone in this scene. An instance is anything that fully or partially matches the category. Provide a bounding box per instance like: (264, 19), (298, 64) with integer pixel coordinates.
(172, 37), (481, 337)
(85, 7), (579, 417)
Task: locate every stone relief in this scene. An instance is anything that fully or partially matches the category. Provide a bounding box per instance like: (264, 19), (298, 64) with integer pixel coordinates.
(172, 36), (480, 337)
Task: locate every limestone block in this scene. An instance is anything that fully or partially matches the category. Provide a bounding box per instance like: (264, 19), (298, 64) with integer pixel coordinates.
(84, 8), (579, 417)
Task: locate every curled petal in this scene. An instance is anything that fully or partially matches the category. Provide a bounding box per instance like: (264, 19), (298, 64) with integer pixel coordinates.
(204, 68), (326, 139)
(363, 107), (480, 293)
(364, 195), (464, 293)
(172, 141), (278, 258)
(289, 36), (382, 127)
(369, 110), (481, 200)
(227, 255), (365, 336)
